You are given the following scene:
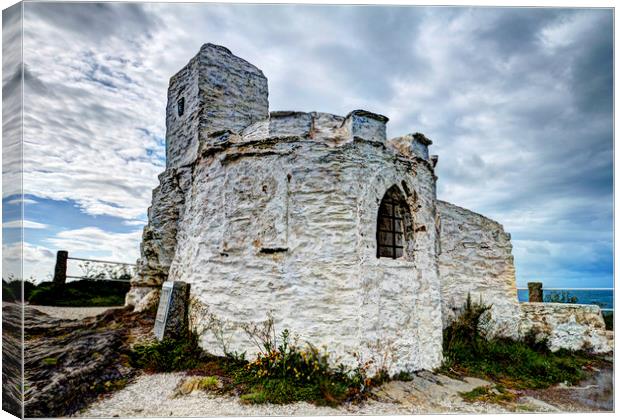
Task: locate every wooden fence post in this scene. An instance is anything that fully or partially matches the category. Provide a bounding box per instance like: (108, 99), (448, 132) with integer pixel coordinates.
(528, 282), (543, 303)
(52, 250), (68, 291)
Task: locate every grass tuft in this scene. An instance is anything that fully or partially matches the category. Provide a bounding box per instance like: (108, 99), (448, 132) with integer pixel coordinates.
(130, 331), (203, 372)
(130, 326), (374, 406)
(441, 294), (601, 389)
(459, 385), (516, 405)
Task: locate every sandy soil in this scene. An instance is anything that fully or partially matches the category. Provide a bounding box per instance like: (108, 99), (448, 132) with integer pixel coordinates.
(78, 363), (614, 417)
(78, 372), (509, 417)
(27, 305), (123, 320)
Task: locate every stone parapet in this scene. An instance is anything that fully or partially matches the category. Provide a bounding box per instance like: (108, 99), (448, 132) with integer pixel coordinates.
(241, 110), (388, 147)
(342, 109), (388, 143)
(388, 132), (433, 161)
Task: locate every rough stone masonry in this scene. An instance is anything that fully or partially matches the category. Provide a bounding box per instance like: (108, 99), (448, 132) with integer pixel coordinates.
(127, 44), (610, 374)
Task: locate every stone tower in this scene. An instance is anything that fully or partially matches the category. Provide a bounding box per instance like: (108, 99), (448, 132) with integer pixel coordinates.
(166, 43), (269, 168)
(127, 44), (269, 300)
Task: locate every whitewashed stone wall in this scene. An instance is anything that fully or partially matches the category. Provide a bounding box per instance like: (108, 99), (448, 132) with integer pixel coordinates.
(166, 109), (444, 374)
(437, 201), (521, 339)
(129, 44), (445, 374)
(519, 303), (611, 353)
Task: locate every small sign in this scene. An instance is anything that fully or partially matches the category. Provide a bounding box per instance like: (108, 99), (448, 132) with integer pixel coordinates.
(154, 281), (174, 340)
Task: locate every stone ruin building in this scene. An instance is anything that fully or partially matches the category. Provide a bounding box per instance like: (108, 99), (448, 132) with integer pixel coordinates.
(126, 44), (611, 374)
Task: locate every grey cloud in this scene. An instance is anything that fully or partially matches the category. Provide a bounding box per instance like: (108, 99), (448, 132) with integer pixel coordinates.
(18, 4), (612, 287)
(25, 2), (161, 42)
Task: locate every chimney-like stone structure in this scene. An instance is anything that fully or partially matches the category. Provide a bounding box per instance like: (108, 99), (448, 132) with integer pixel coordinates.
(165, 43), (269, 168)
(388, 132), (433, 161)
(342, 110), (389, 143)
(528, 282), (544, 302)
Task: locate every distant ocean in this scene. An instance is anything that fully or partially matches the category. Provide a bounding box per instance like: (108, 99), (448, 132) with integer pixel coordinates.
(517, 289), (614, 311)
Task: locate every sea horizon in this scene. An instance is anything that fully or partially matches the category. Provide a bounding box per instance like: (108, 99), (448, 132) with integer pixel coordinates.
(517, 288), (614, 311)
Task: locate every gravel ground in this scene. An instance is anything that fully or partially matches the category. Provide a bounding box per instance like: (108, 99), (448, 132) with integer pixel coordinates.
(27, 305), (123, 320)
(77, 372), (504, 417)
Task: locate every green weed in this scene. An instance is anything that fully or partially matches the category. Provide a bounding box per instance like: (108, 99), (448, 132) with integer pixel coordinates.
(441, 294), (599, 389)
(130, 331), (203, 372)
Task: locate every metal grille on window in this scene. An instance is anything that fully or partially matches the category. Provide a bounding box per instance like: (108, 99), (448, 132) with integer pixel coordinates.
(377, 186), (408, 259)
(177, 97), (185, 116)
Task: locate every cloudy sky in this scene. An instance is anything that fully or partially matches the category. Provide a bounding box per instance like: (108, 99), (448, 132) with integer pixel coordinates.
(1, 2), (613, 288)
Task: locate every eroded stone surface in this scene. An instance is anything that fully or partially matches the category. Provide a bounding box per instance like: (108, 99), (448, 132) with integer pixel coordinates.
(519, 303), (611, 353)
(168, 133), (443, 374)
(437, 200), (520, 339)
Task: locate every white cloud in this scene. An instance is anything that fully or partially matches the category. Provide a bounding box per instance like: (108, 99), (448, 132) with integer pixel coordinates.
(46, 227), (142, 264)
(2, 242), (56, 283)
(7, 197), (38, 206)
(123, 220), (147, 226)
(3, 220), (49, 229)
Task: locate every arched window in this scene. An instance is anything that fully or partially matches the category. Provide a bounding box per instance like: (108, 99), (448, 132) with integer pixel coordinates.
(377, 185), (411, 259)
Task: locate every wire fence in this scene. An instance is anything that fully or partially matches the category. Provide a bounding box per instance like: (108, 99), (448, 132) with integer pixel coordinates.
(53, 250), (136, 285)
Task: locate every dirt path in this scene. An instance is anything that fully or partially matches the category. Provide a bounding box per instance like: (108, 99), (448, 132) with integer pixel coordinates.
(78, 361), (614, 417)
(78, 370), (565, 417)
(522, 359), (614, 412)
(77, 371), (503, 417)
(27, 305), (123, 320)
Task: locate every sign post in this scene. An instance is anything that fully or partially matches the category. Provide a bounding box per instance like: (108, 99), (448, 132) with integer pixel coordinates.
(153, 281), (190, 340)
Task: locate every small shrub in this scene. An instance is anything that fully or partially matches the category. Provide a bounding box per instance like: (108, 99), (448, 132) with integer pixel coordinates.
(2, 278), (37, 302)
(460, 385), (516, 404)
(2, 280), (16, 302)
(28, 280), (129, 306)
(393, 371), (414, 381)
(42, 357), (58, 366)
(174, 376), (221, 396)
(442, 294), (598, 389)
(199, 376), (220, 390)
(92, 378), (128, 394)
(231, 327), (370, 406)
(240, 391), (268, 404)
(130, 331), (203, 372)
(234, 330), (352, 405)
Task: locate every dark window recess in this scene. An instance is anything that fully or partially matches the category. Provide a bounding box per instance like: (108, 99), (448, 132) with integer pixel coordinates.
(260, 247), (288, 254)
(377, 185), (410, 259)
(177, 97), (185, 116)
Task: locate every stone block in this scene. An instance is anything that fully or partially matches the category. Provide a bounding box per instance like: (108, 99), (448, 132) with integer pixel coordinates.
(388, 132), (432, 161)
(342, 109), (388, 143)
(154, 281), (191, 340)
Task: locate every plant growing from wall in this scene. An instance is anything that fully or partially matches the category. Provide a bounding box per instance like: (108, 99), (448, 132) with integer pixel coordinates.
(132, 303), (401, 406)
(236, 325), (367, 405)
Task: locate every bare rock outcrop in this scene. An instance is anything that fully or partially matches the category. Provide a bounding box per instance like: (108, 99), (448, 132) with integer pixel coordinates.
(23, 305), (154, 417)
